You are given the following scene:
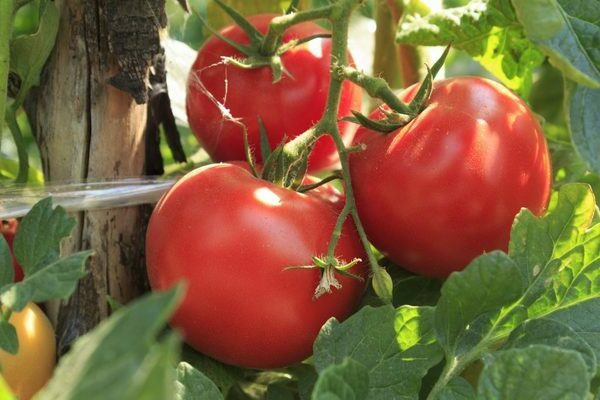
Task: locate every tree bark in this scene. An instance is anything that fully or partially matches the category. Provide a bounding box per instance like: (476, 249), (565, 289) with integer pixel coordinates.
(30, 0), (160, 354)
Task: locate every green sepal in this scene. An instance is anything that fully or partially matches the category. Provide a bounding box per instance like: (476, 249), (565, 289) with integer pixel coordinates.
(258, 117), (271, 162)
(211, 0), (264, 48)
(242, 124), (258, 178)
(345, 111), (405, 134)
(285, 0), (301, 14)
(408, 45), (450, 113)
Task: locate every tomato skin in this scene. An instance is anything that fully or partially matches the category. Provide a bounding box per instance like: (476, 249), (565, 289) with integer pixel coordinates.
(146, 163), (367, 369)
(350, 77), (551, 277)
(0, 303), (56, 400)
(186, 14), (362, 172)
(1, 220), (24, 282)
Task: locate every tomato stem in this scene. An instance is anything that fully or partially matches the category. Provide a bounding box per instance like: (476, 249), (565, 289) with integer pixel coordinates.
(280, 0), (393, 303)
(260, 5), (333, 56)
(0, 0), (15, 136)
(335, 65), (414, 115)
(6, 108), (29, 183)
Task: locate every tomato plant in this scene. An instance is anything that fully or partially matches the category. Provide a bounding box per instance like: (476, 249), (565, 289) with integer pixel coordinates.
(0, 303), (56, 400)
(145, 163), (367, 369)
(185, 14), (362, 171)
(0, 220), (24, 282)
(350, 77), (552, 277)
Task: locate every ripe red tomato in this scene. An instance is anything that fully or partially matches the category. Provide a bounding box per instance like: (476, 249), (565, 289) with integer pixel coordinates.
(146, 163), (367, 369)
(186, 14), (362, 172)
(1, 220), (24, 282)
(350, 77), (551, 277)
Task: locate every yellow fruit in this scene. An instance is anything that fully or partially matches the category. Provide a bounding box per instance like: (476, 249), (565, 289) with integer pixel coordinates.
(0, 303), (56, 400)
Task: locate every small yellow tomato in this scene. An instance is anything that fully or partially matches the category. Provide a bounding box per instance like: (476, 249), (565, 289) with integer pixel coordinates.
(0, 303), (56, 400)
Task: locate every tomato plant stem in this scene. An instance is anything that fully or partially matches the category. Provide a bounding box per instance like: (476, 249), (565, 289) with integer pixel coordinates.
(5, 108), (28, 183)
(281, 0), (393, 302)
(0, 0), (15, 136)
(260, 6), (333, 55)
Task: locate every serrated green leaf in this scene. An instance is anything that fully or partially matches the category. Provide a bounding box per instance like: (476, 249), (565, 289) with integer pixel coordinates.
(36, 286), (183, 400)
(478, 346), (589, 400)
(505, 318), (597, 376)
(564, 80), (600, 175)
(0, 320), (18, 355)
(437, 377), (476, 400)
(175, 362), (223, 400)
(396, 0), (544, 95)
(9, 0), (60, 108)
(0, 236), (13, 288)
(0, 250), (91, 311)
(512, 0), (600, 88)
(314, 305), (443, 399)
(435, 251), (524, 357)
(311, 358), (369, 400)
(13, 198), (76, 276)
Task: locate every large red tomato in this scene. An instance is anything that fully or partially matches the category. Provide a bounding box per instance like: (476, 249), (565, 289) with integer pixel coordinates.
(350, 77), (551, 277)
(146, 163), (367, 369)
(186, 14), (362, 172)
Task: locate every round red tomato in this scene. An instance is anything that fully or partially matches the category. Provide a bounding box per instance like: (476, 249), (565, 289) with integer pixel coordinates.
(186, 14), (362, 172)
(350, 77), (551, 277)
(146, 163), (367, 369)
(1, 220), (24, 282)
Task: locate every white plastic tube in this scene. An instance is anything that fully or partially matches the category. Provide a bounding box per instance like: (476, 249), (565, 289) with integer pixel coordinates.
(0, 177), (177, 219)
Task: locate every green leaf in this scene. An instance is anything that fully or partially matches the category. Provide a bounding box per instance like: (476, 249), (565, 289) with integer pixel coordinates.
(564, 80), (600, 175)
(0, 250), (91, 311)
(176, 362), (224, 400)
(35, 286), (183, 400)
(311, 358), (369, 400)
(478, 346), (590, 400)
(0, 236), (14, 288)
(544, 298), (600, 367)
(180, 346), (242, 397)
(123, 333), (180, 400)
(396, 0), (544, 95)
(9, 0), (60, 108)
(435, 251), (524, 357)
(437, 377), (476, 400)
(13, 198), (76, 276)
(512, 0), (600, 88)
(0, 320), (18, 355)
(505, 318), (597, 376)
(314, 305), (443, 399)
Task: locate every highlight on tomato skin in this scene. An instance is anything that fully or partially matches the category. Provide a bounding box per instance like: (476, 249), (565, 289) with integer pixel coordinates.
(0, 303), (56, 400)
(185, 14), (362, 172)
(350, 76), (552, 278)
(145, 163), (367, 369)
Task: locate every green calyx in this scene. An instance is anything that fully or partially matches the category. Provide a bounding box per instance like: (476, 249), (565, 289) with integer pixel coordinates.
(197, 0), (330, 83)
(285, 255), (364, 299)
(343, 44), (451, 134)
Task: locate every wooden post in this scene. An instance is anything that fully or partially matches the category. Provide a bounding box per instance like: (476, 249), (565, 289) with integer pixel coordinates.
(29, 0), (161, 354)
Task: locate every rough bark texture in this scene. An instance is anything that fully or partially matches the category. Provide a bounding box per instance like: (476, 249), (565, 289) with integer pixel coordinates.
(30, 0), (164, 354)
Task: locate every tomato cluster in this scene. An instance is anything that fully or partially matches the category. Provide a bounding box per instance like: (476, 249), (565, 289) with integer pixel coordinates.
(147, 14), (551, 370)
